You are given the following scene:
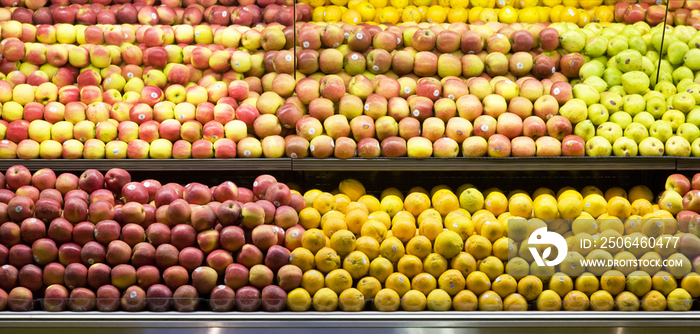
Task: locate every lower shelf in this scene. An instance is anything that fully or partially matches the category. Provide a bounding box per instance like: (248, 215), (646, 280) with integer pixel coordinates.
(1, 312), (699, 334)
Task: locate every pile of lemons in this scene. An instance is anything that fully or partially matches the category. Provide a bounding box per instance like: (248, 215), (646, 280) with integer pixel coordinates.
(284, 178), (698, 311)
(303, 0), (614, 25)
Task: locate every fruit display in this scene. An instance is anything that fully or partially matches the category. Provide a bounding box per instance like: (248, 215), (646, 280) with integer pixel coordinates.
(0, 165), (699, 312)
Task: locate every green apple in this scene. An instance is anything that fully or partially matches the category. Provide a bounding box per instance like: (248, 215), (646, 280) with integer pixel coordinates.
(628, 36), (647, 55)
(645, 96), (667, 119)
(579, 62), (604, 81)
(672, 92), (696, 113)
(691, 138), (700, 157)
(588, 104), (609, 126)
(649, 120), (674, 143)
(668, 40), (689, 65)
(607, 36), (630, 57)
(673, 67), (694, 85)
(596, 122), (623, 144)
(600, 91), (622, 113)
(661, 110), (686, 131)
(613, 137), (639, 157)
(609, 111), (632, 130)
(684, 48), (700, 71)
(560, 99), (588, 124)
(585, 136), (613, 156)
(621, 25), (641, 38)
(633, 112), (655, 128)
(621, 71), (650, 95)
(638, 137), (665, 156)
(665, 136), (692, 157)
(615, 49), (642, 73)
(603, 67), (622, 87)
(624, 122), (650, 144)
(686, 108), (700, 127)
(623, 94), (645, 116)
(585, 36), (608, 58)
(641, 57), (655, 77)
(584, 76), (608, 93)
(560, 30), (586, 53)
(645, 50), (660, 64)
(574, 120), (596, 142)
(677, 123), (700, 144)
(609, 85), (627, 97)
(573, 84), (600, 106)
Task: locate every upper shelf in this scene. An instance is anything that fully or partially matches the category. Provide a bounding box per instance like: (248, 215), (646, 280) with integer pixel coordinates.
(0, 157), (687, 172)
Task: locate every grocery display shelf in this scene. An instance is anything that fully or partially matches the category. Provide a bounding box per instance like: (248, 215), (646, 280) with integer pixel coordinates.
(290, 157), (680, 171)
(0, 157), (687, 172)
(1, 312), (700, 334)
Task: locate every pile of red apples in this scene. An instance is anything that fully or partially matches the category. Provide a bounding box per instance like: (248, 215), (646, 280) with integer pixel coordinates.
(0, 165), (307, 312)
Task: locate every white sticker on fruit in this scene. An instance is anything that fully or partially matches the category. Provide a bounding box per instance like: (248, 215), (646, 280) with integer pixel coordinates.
(351, 54), (358, 60)
(373, 65), (379, 71)
(178, 114), (185, 119)
(291, 153), (298, 158)
(331, 141), (335, 147)
(244, 150), (251, 157)
(113, 148), (119, 155)
(14, 206), (21, 212)
(553, 88), (560, 95)
(286, 55), (292, 61)
(303, 42), (309, 48)
(151, 92), (158, 98)
(481, 125), (488, 131)
(195, 32), (200, 37)
(404, 87), (411, 94)
(345, 32), (350, 39)
(448, 94), (455, 100)
(568, 8), (574, 16)
(433, 90), (439, 97)
(397, 38), (400, 44)
(222, 11), (227, 17)
(310, 145), (315, 152)
(152, 13), (157, 19)
(497, 34), (503, 38)
(309, 128), (315, 135)
(392, 245), (397, 251)
(364, 104), (370, 110)
(139, 114), (145, 120)
(106, 78), (111, 84)
(128, 73), (134, 78)
(413, 110), (420, 116)
(552, 67), (556, 73)
(357, 33), (363, 39)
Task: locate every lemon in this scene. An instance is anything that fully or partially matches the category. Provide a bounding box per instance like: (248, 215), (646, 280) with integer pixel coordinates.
(385, 272), (411, 297)
(369, 257), (394, 284)
(423, 253), (448, 278)
(652, 271), (678, 296)
(374, 288), (400, 311)
(401, 290), (427, 311)
(537, 289), (562, 311)
(478, 290), (504, 311)
(484, 191), (508, 216)
(480, 219), (505, 243)
(381, 187), (404, 200)
(380, 237), (405, 263)
(313, 288), (338, 311)
(435, 269), (465, 296)
(302, 269), (325, 296)
(286, 288), (312, 312)
(563, 290), (590, 311)
(345, 209), (368, 234)
(459, 188), (484, 213)
(607, 196), (632, 219)
(356, 276), (382, 299)
(397, 254), (423, 278)
(299, 207), (322, 229)
(432, 189), (460, 216)
(359, 195), (381, 212)
(630, 199), (653, 216)
(467, 271), (492, 296)
(338, 288), (365, 312)
(615, 291), (640, 311)
(572, 217), (599, 235)
(322, 217), (347, 238)
(315, 247), (341, 273)
(343, 251), (370, 279)
(533, 194), (558, 220)
(503, 293), (528, 311)
(369, 211), (391, 230)
(549, 272), (574, 298)
(406, 235), (432, 259)
(329, 230), (357, 256)
(390, 219), (416, 244)
(490, 274), (517, 298)
(640, 290), (667, 311)
(465, 235), (492, 260)
(411, 272), (437, 296)
(404, 192), (431, 217)
(626, 270), (652, 298)
(453, 290), (479, 311)
(575, 272), (600, 297)
(604, 187), (627, 201)
(599, 270), (626, 296)
(628, 185), (654, 202)
(313, 192), (337, 215)
(380, 195), (404, 217)
(338, 179), (365, 202)
(419, 218), (443, 242)
(427, 289), (452, 311)
(492, 237), (516, 261)
(432, 230), (463, 259)
(589, 290), (615, 311)
(667, 288), (693, 311)
(505, 257), (530, 280)
(334, 193), (351, 214)
(681, 273), (700, 298)
(325, 269), (353, 295)
(356, 2), (377, 21)
(517, 275), (543, 301)
(582, 194), (607, 218)
(301, 228), (327, 254)
(558, 195), (583, 219)
(289, 247), (315, 272)
(355, 236), (380, 260)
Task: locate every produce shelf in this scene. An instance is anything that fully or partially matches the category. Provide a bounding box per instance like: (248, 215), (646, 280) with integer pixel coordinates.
(291, 157), (679, 171)
(673, 158), (700, 171)
(1, 312), (699, 334)
(0, 159), (293, 172)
